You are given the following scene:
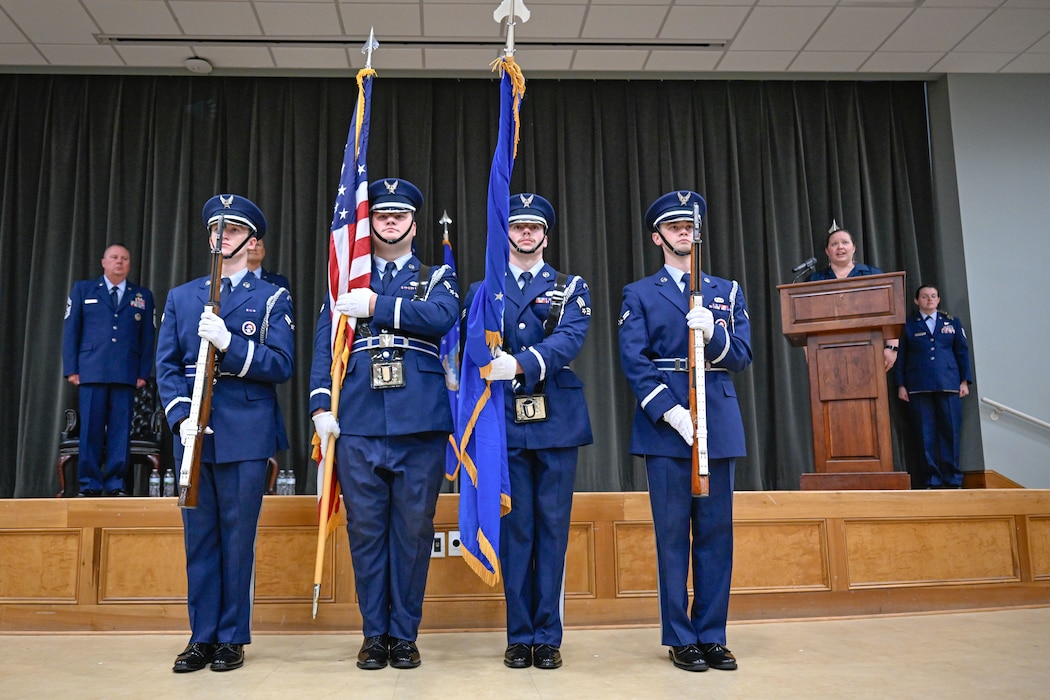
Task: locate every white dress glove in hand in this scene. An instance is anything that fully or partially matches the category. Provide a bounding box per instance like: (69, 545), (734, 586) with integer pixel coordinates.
(662, 404), (695, 446)
(686, 305), (715, 342)
(198, 310), (232, 351)
(488, 351), (519, 381)
(178, 420), (213, 448)
(334, 288), (377, 318)
(312, 411), (341, 456)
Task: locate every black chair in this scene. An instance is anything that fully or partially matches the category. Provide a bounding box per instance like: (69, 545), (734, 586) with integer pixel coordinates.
(57, 379), (165, 497)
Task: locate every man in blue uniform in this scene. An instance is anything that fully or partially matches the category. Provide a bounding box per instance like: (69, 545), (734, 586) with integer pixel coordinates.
(309, 178), (459, 671)
(247, 236), (291, 292)
(63, 244), (155, 496)
(157, 194), (294, 673)
(895, 284), (972, 488)
(618, 190), (752, 673)
(464, 193), (592, 670)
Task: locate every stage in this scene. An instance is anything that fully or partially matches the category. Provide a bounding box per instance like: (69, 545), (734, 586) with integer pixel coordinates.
(2, 485), (1049, 633)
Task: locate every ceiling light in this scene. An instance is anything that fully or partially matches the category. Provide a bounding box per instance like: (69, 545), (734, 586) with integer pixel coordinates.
(185, 57), (213, 74)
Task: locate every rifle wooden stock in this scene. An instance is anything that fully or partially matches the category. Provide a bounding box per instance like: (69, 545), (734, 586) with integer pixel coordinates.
(689, 203), (709, 498)
(178, 220), (225, 508)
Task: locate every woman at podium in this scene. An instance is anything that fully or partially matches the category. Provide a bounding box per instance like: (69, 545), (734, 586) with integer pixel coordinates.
(809, 223), (899, 370)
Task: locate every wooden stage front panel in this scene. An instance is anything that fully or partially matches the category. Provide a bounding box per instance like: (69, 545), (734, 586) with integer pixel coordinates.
(2, 490), (1049, 633)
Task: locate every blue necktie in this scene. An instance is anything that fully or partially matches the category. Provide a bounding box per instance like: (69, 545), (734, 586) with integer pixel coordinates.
(519, 271), (532, 291)
(110, 286), (119, 307)
(682, 273), (690, 297)
(220, 277), (232, 305)
(382, 262), (396, 294)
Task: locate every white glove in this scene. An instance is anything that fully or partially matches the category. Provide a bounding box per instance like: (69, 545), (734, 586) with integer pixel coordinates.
(312, 411), (341, 456)
(335, 288), (376, 317)
(198, 310), (232, 351)
(488, 351), (519, 381)
(662, 405), (694, 446)
(178, 420), (213, 447)
(686, 305), (715, 342)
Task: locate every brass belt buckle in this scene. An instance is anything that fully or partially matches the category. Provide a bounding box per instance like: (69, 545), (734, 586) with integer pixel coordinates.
(513, 394), (549, 423)
(370, 359), (405, 389)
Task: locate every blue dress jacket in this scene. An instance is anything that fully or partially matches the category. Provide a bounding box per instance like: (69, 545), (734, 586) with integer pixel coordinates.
(156, 275), (294, 464)
(895, 311), (972, 393)
(63, 276), (155, 384)
(618, 269), (752, 459)
(463, 263), (593, 449)
(309, 257), (459, 436)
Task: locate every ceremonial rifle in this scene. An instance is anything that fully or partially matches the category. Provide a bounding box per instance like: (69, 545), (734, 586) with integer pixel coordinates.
(178, 215), (225, 508)
(688, 202), (709, 497)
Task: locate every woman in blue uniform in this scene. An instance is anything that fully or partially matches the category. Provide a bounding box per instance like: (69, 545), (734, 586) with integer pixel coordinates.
(895, 285), (973, 488)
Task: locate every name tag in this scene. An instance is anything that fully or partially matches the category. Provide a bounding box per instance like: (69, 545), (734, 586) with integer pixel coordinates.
(85, 298), (99, 304)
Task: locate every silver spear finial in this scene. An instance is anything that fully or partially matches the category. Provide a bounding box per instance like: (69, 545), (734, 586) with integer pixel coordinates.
(362, 27), (379, 69)
(493, 0), (530, 57)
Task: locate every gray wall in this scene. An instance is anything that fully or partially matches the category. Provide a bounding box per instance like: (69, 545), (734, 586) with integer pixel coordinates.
(937, 74), (1050, 488)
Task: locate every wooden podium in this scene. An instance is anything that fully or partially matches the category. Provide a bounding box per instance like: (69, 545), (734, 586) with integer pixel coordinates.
(779, 272), (911, 490)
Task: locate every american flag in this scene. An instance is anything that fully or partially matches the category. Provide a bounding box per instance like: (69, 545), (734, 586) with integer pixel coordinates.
(314, 67), (375, 532)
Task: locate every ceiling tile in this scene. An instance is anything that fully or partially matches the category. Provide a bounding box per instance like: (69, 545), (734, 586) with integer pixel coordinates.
(423, 47), (504, 71)
(881, 9), (992, 52)
(115, 45), (200, 68)
(512, 49), (574, 71)
(2, 0), (99, 43)
(955, 9), (1050, 52)
(920, 0), (1000, 6)
(0, 11), (26, 42)
(0, 43), (45, 64)
(423, 4), (503, 38)
(169, 1), (263, 36)
(789, 51), (869, 72)
(645, 49), (723, 72)
(583, 7), (665, 40)
(195, 45), (277, 68)
(38, 44), (124, 66)
(1001, 52), (1050, 72)
(861, 51), (942, 73)
(806, 8), (911, 52)
(661, 7), (750, 42)
(340, 4), (423, 38)
(572, 48), (649, 71)
(717, 50), (796, 71)
(255, 3), (342, 36)
(507, 5), (586, 40)
(364, 47), (423, 70)
(731, 7), (831, 51)
(933, 51), (1016, 72)
(272, 46), (351, 69)
(84, 0), (181, 35)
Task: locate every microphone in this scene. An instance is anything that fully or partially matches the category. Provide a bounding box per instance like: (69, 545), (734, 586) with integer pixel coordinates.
(791, 257), (817, 273)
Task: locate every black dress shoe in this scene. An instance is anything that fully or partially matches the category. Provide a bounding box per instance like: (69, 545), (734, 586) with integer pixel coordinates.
(172, 642), (215, 673)
(699, 642), (738, 670)
(669, 644), (708, 672)
(532, 644), (562, 669)
(77, 489), (101, 497)
(388, 637), (421, 669)
(504, 643), (532, 669)
(210, 643), (244, 671)
(106, 489), (130, 496)
(357, 634), (389, 670)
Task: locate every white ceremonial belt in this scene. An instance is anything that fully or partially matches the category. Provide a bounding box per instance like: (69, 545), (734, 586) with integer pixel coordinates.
(351, 336), (439, 359)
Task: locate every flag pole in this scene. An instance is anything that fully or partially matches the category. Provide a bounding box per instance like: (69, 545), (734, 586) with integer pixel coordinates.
(312, 28), (380, 619)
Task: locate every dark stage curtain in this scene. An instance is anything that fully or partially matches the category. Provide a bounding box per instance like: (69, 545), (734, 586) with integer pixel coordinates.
(0, 75), (935, 498)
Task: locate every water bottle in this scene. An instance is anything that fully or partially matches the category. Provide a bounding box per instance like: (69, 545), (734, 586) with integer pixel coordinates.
(148, 467), (161, 497)
(277, 469), (288, 495)
(163, 468), (175, 497)
(287, 469), (296, 495)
